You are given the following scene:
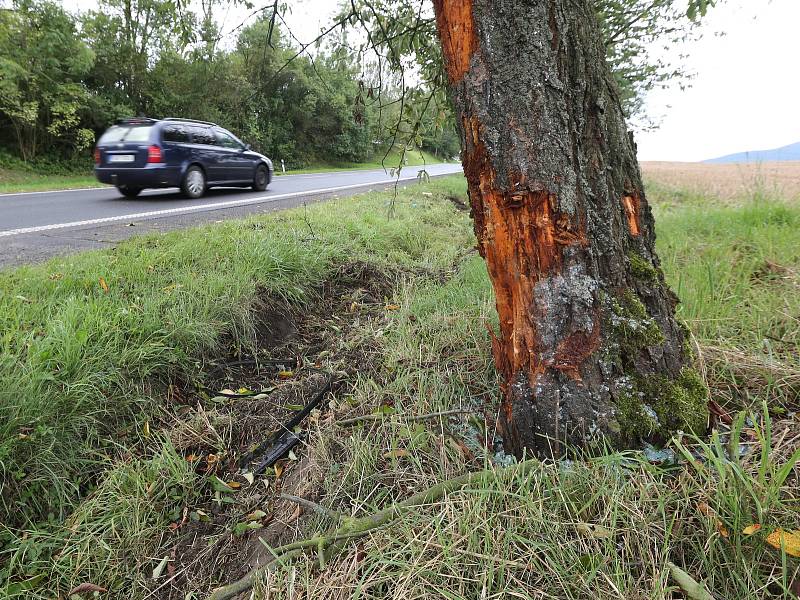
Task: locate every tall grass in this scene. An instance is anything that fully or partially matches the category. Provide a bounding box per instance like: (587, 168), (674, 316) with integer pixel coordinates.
(0, 177), (473, 532)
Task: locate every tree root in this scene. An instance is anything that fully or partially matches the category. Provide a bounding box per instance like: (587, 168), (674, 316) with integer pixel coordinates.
(207, 459), (538, 600)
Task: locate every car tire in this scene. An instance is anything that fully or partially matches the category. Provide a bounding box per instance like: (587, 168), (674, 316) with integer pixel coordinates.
(252, 164), (270, 191)
(117, 185), (142, 198)
(181, 165), (206, 199)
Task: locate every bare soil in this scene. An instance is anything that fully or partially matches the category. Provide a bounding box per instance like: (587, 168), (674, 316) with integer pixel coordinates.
(149, 262), (400, 599)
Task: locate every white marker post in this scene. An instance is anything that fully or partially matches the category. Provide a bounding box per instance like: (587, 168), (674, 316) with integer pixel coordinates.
(281, 159), (286, 173)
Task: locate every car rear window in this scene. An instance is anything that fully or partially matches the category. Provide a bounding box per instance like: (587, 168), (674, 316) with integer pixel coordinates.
(98, 125), (153, 144)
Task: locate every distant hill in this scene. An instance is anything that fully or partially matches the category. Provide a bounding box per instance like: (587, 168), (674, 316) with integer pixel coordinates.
(705, 141), (800, 164)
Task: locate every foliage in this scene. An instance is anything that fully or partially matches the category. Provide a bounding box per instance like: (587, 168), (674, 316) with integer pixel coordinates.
(0, 0), (95, 160)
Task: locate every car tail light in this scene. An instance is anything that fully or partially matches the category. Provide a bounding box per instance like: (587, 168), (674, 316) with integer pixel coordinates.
(94, 147), (100, 165)
(147, 145), (163, 163)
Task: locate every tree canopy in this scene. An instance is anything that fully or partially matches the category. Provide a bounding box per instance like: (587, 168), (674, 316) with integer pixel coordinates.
(0, 0), (716, 165)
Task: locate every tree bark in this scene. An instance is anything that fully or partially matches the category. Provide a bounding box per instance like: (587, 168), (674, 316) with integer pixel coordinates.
(433, 0), (707, 457)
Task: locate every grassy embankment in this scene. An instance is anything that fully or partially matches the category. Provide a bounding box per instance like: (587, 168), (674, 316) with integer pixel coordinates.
(1, 172), (799, 598)
(0, 149), (446, 194)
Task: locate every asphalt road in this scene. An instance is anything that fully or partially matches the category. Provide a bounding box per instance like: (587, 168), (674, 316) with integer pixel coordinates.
(0, 163), (463, 268)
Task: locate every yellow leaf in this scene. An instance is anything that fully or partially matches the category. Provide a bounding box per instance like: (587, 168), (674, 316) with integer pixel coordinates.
(766, 529), (800, 557)
(226, 481), (241, 489)
(278, 370), (294, 379)
(385, 304), (400, 311)
(717, 521), (730, 538)
(382, 448), (410, 459)
(576, 523), (612, 539)
(143, 420), (151, 438)
(274, 463), (284, 479)
(742, 524), (762, 536)
(99, 277), (109, 293)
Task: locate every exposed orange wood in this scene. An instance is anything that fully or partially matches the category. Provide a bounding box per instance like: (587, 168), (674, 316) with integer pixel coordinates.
(461, 115), (588, 391)
(432, 0), (477, 83)
(622, 194), (641, 236)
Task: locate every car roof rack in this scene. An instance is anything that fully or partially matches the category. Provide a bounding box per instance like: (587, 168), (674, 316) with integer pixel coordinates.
(163, 117), (217, 127)
(117, 117), (158, 125)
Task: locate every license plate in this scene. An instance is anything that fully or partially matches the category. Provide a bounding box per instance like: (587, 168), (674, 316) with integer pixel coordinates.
(108, 154), (135, 163)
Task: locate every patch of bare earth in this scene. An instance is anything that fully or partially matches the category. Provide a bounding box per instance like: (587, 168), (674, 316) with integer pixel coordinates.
(148, 262), (405, 599)
(641, 161), (800, 202)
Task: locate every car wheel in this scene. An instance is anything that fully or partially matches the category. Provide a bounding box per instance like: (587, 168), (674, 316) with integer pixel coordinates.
(117, 185), (142, 198)
(181, 165), (206, 199)
(252, 164), (270, 191)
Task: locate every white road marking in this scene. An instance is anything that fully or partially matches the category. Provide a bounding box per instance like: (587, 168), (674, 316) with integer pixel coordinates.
(0, 173), (441, 238)
(0, 165), (446, 198)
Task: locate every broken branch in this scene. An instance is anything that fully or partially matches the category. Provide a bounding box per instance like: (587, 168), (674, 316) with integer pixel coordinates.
(207, 459), (539, 600)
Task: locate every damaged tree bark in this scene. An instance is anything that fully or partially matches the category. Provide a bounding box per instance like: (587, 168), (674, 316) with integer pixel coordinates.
(433, 0), (707, 457)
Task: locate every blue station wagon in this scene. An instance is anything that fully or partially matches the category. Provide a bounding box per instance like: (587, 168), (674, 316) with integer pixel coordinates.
(94, 118), (273, 199)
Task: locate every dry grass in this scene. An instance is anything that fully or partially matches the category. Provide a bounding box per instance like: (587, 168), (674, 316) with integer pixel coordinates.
(642, 161), (800, 203)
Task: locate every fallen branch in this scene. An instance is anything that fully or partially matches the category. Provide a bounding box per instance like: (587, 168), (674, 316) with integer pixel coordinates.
(336, 408), (472, 427)
(278, 493), (342, 521)
(207, 459), (539, 600)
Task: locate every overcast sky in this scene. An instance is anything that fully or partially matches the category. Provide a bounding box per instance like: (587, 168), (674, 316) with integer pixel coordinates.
(61, 0), (798, 163)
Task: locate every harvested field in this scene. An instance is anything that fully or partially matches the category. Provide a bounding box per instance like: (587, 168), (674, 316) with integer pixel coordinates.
(642, 160), (800, 203)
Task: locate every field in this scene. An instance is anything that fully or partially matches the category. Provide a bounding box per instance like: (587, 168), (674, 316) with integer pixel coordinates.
(642, 160), (800, 203)
(1, 166), (799, 598)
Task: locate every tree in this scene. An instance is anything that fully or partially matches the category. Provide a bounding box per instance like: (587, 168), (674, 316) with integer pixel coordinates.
(0, 0), (95, 160)
(431, 0), (708, 457)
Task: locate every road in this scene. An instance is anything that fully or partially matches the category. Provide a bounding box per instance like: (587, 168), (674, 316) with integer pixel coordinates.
(0, 163), (463, 268)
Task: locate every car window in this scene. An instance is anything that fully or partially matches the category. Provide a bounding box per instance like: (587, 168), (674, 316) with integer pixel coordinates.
(215, 130), (242, 149)
(162, 125), (189, 143)
(188, 126), (217, 146)
(98, 125), (153, 144)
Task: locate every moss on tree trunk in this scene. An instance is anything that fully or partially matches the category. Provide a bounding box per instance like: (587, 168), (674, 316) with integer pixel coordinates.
(433, 0), (708, 457)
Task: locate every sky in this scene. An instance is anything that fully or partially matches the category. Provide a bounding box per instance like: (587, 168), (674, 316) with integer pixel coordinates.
(635, 0), (800, 162)
(58, 0), (799, 163)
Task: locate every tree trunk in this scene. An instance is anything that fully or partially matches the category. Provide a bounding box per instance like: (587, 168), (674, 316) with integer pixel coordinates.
(433, 0), (707, 457)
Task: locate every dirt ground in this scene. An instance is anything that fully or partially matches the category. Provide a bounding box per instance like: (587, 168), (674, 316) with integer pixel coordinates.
(641, 161), (800, 201)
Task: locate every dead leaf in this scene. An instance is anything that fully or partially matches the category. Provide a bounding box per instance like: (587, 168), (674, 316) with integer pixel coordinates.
(99, 277), (109, 293)
(274, 463), (284, 479)
(242, 471), (254, 485)
(766, 529), (800, 557)
(717, 521), (730, 538)
(225, 481), (241, 489)
(383, 448), (410, 459)
(742, 524), (762, 536)
(385, 304), (400, 311)
(68, 583), (108, 596)
(278, 370), (294, 379)
(287, 504), (302, 523)
(667, 562), (713, 600)
(576, 523), (613, 539)
(152, 555), (169, 579)
(245, 509), (267, 522)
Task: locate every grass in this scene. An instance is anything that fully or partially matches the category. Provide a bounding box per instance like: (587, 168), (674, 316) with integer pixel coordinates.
(0, 168), (103, 193)
(1, 171), (799, 597)
(275, 149), (447, 175)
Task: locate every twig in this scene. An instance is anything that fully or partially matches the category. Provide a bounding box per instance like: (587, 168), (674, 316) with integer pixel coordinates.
(336, 408), (472, 427)
(278, 493), (342, 521)
(206, 459), (540, 600)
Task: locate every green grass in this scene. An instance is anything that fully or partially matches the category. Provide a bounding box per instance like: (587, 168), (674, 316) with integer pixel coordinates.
(277, 149), (446, 175)
(0, 169), (103, 193)
(1, 175), (799, 598)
